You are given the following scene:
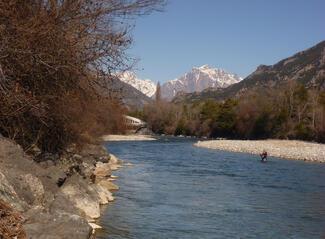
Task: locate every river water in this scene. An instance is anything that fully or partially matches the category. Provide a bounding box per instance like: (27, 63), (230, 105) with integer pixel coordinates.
(98, 138), (325, 239)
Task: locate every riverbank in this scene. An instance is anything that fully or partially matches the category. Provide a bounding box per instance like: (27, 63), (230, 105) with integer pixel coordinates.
(195, 139), (325, 162)
(102, 134), (156, 141)
(0, 137), (122, 238)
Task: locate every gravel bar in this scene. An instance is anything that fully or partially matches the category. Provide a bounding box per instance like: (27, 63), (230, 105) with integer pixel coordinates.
(195, 139), (325, 162)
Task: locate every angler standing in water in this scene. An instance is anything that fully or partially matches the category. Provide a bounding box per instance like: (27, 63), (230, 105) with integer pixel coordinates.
(260, 150), (268, 162)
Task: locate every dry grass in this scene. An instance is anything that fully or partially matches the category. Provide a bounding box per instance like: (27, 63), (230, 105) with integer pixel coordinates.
(0, 200), (26, 239)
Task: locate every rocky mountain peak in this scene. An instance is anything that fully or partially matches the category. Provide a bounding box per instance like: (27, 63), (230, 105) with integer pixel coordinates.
(161, 65), (242, 100)
(118, 71), (157, 97)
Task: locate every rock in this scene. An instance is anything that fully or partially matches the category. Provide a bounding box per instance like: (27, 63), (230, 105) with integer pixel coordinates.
(93, 185), (114, 204)
(24, 208), (92, 239)
(39, 160), (55, 168)
(61, 175), (101, 219)
(29, 145), (42, 157)
(108, 154), (122, 171)
(82, 162), (95, 178)
(43, 166), (68, 188)
(0, 172), (25, 211)
(67, 164), (83, 177)
(89, 222), (102, 234)
(94, 162), (112, 179)
(108, 154), (119, 165)
(72, 154), (83, 161)
(21, 174), (45, 205)
(110, 164), (122, 171)
(0, 138), (25, 160)
(98, 180), (119, 191)
(36, 152), (59, 163)
(79, 144), (110, 159)
(0, 138), (57, 211)
(97, 156), (109, 163)
(0, 137), (122, 238)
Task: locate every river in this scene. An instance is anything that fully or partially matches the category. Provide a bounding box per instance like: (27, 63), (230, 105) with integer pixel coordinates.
(97, 138), (325, 239)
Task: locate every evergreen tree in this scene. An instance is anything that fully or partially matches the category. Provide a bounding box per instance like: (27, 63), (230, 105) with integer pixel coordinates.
(155, 82), (162, 102)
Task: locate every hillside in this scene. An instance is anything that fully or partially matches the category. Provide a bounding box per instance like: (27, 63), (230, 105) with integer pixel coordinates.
(102, 77), (153, 109)
(174, 41), (325, 103)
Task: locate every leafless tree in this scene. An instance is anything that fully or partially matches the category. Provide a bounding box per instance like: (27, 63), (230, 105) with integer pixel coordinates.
(0, 0), (165, 152)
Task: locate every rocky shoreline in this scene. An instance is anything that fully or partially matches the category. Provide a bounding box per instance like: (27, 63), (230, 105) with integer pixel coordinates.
(195, 139), (325, 163)
(0, 137), (123, 238)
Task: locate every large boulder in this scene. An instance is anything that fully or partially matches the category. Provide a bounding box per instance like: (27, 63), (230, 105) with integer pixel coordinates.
(0, 138), (47, 211)
(24, 208), (92, 239)
(60, 175), (101, 219)
(0, 172), (26, 212)
(49, 191), (82, 216)
(21, 174), (45, 205)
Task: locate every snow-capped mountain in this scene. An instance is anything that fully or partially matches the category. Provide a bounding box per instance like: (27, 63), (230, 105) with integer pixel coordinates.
(118, 71), (156, 97)
(161, 65), (242, 100)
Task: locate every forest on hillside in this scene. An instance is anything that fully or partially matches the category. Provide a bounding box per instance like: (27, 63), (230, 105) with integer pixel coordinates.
(131, 82), (325, 143)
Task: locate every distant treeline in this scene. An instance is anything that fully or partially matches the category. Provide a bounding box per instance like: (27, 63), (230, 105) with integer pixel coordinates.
(131, 82), (325, 143)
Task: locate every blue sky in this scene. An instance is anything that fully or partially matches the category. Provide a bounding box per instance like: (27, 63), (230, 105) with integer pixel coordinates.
(128, 0), (325, 83)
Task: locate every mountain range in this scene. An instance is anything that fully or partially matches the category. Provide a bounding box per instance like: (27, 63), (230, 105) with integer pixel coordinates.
(118, 65), (242, 100)
(114, 40), (325, 107)
(161, 65), (242, 100)
(118, 71), (157, 97)
(174, 40), (325, 103)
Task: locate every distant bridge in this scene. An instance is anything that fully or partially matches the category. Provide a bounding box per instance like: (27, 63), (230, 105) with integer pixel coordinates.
(124, 115), (147, 133)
